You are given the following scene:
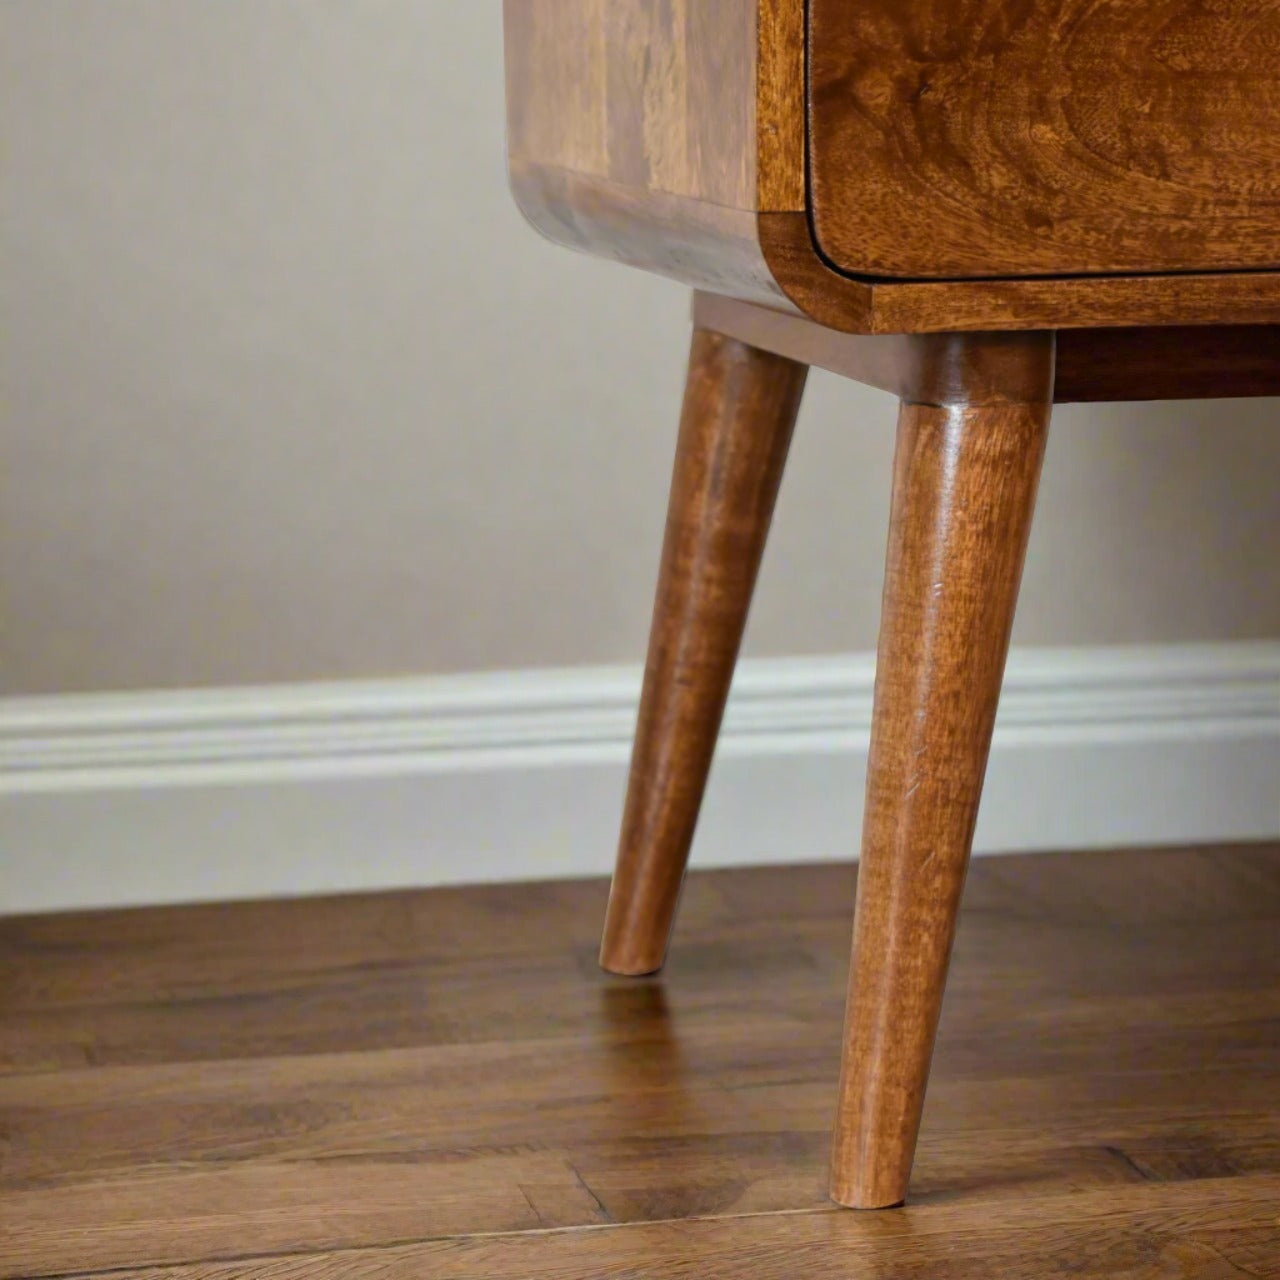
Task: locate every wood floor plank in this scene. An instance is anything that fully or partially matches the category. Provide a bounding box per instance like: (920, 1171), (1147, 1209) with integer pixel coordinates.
(1, 844), (1277, 1277)
(3, 847), (1275, 1076)
(3, 999), (1276, 1193)
(45, 1177), (1280, 1280)
(2, 1153), (607, 1277)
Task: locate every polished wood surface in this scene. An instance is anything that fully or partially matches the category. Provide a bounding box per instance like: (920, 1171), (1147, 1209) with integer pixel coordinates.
(505, 0), (1280, 332)
(23, 1181), (1280, 1279)
(504, 0), (803, 312)
(832, 335), (1054, 1208)
(694, 293), (1280, 403)
(757, 208), (1280, 334)
(504, 0), (805, 213)
(507, 162), (789, 302)
(600, 329), (806, 976)
(4, 845), (1278, 1275)
(510, 163), (1280, 331)
(501, 0), (1280, 1227)
(809, 0), (1280, 280)
(511, 162), (1280, 337)
(504, 0), (757, 209)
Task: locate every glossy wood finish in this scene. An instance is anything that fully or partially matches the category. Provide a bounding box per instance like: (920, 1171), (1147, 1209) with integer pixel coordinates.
(600, 329), (806, 976)
(507, 163), (788, 302)
(504, 0), (804, 213)
(695, 293), (1280, 403)
(809, 0), (1280, 280)
(832, 334), (1054, 1208)
(504, 0), (758, 209)
(1055, 323), (1280, 404)
(505, 0), (1280, 332)
(510, 165), (1280, 331)
(501, 0), (1280, 1220)
(4, 845), (1278, 1276)
(757, 209), (1280, 334)
(504, 0), (806, 310)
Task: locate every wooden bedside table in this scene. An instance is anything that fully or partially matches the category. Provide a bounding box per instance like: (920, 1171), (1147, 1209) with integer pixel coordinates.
(503, 0), (1280, 1209)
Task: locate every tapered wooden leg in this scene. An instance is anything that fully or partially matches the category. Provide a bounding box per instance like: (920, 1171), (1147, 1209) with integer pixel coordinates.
(830, 332), (1055, 1208)
(599, 326), (808, 976)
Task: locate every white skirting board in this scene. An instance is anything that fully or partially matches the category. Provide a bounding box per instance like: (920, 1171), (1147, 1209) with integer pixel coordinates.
(2, 643), (1277, 914)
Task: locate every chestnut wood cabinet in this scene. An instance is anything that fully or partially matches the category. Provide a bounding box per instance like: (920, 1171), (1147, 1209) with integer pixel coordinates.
(503, 0), (1280, 1209)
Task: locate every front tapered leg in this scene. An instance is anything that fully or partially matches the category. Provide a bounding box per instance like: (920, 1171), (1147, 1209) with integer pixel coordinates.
(830, 333), (1055, 1208)
(599, 327), (808, 976)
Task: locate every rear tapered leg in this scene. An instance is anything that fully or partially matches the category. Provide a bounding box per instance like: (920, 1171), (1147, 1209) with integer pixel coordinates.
(830, 332), (1055, 1208)
(599, 327), (808, 976)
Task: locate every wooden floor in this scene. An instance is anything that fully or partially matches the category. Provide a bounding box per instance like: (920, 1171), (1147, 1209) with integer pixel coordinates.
(2, 844), (1278, 1278)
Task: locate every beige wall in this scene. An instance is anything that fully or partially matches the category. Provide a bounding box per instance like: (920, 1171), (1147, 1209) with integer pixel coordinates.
(4, 1), (1278, 697)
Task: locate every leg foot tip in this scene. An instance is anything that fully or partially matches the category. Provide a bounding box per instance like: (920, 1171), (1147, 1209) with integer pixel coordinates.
(598, 950), (665, 978)
(831, 1195), (907, 1211)
(829, 1180), (908, 1211)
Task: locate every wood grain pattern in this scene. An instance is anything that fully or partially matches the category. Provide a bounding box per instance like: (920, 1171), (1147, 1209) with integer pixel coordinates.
(505, 0), (758, 210)
(755, 0), (806, 210)
(757, 210), (1280, 333)
(506, 3), (1280, 331)
(832, 336), (1054, 1207)
(694, 292), (1280, 402)
(506, 4), (1280, 1210)
(44, 1179), (1280, 1279)
(696, 291), (1059, 403)
(809, 0), (1280, 279)
(600, 328), (806, 976)
(508, 162), (788, 301)
(3, 846), (1278, 1275)
(508, 163), (1280, 332)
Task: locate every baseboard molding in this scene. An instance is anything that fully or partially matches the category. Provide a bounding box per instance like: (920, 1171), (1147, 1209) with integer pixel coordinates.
(3, 643), (1277, 914)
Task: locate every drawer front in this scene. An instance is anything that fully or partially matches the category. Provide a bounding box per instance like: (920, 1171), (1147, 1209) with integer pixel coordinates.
(808, 0), (1280, 280)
